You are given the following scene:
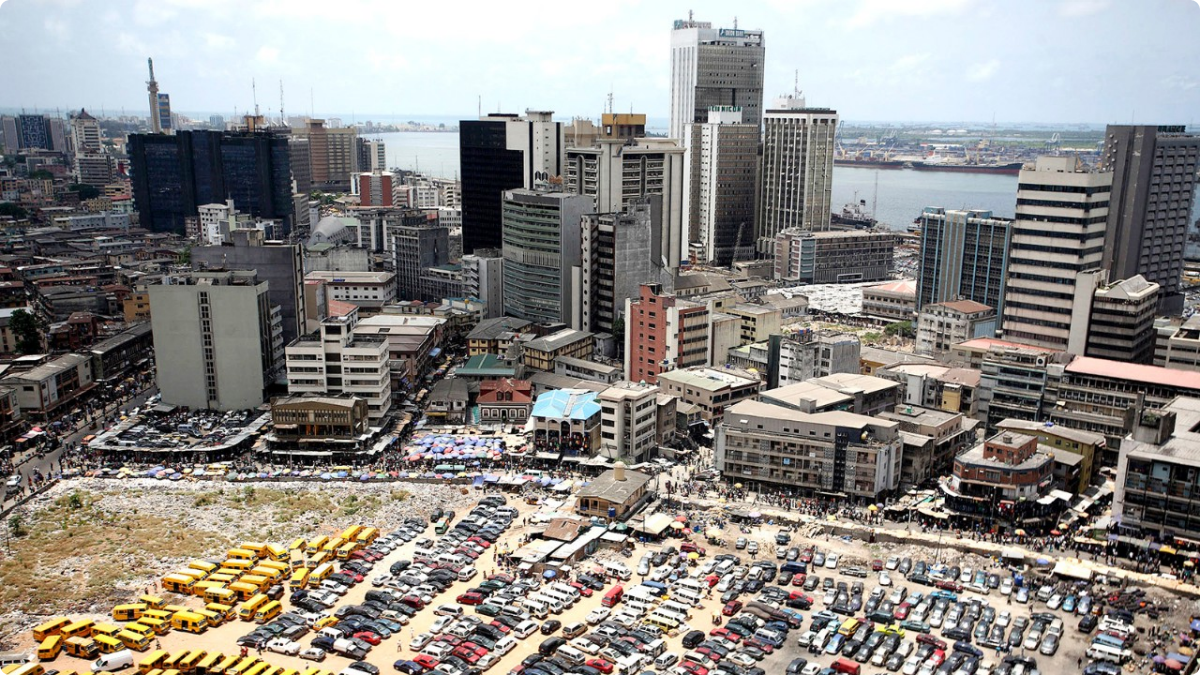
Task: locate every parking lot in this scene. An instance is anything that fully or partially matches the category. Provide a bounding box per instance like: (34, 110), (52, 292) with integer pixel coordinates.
(31, 491), (1177, 675)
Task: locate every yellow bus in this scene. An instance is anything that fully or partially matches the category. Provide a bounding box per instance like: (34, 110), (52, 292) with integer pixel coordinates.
(287, 550), (305, 571)
(310, 562), (334, 583)
(257, 560), (289, 574)
(123, 623), (154, 640)
(305, 552), (330, 569)
(171, 612), (207, 634)
(288, 538), (306, 552)
(64, 637), (98, 660)
(227, 582), (259, 602)
(195, 653), (223, 675)
(10, 665), (45, 675)
(259, 667), (281, 675)
(305, 536), (329, 554)
(335, 542), (359, 560)
(176, 569), (207, 583)
(139, 595), (167, 610)
(137, 618), (169, 636)
(161, 574), (196, 595)
(221, 559), (254, 572)
(162, 605), (189, 615)
(339, 526), (363, 542)
(92, 623), (121, 638)
(208, 573), (237, 586)
(238, 543), (267, 558)
(145, 669), (163, 675)
(187, 561), (218, 577)
(161, 653), (188, 672)
(192, 580), (223, 597)
(289, 568), (310, 590)
(240, 664), (269, 675)
(248, 567), (282, 583)
(253, 601), (281, 624)
(94, 635), (123, 654)
(37, 636), (62, 661)
(208, 655), (239, 675)
(116, 630), (151, 651)
(141, 610), (173, 623)
(204, 603), (236, 623)
(264, 544), (286, 562)
(204, 587), (236, 606)
(238, 575), (269, 591)
(237, 594), (269, 621)
(113, 603), (148, 622)
(60, 619), (95, 640)
(32, 618), (71, 642)
(225, 657), (260, 675)
(193, 609), (222, 628)
(227, 549), (256, 563)
(320, 537), (344, 553)
(354, 527), (379, 545)
(162, 669), (181, 675)
(178, 651), (207, 675)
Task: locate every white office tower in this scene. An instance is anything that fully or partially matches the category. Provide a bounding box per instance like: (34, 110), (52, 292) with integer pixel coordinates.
(669, 16), (765, 142)
(756, 95), (838, 255)
(684, 106), (759, 266)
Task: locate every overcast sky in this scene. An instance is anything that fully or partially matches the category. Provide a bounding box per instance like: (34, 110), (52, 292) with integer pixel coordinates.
(1, 0), (1198, 125)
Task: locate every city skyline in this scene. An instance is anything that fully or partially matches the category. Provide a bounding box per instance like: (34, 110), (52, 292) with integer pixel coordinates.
(0, 0), (1196, 126)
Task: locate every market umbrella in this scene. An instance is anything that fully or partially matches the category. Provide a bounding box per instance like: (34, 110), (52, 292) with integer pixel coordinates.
(670, 522), (684, 530)
(1014, 529), (1027, 536)
(1154, 656), (1167, 664)
(688, 552), (700, 560)
(1190, 619), (1200, 632)
(543, 570), (557, 579)
(1166, 659), (1185, 670)
(1036, 558), (1051, 566)
(706, 528), (721, 538)
(734, 483), (744, 489)
(1050, 530), (1063, 536)
(676, 515), (688, 522)
(867, 505), (878, 512)
(718, 497), (727, 504)
(827, 515), (837, 522)
(749, 511), (762, 519)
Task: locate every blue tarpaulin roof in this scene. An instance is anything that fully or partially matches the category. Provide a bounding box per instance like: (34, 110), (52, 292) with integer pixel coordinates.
(531, 389), (601, 421)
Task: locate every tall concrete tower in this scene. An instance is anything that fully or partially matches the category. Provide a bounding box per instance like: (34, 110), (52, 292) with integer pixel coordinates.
(147, 58), (161, 133)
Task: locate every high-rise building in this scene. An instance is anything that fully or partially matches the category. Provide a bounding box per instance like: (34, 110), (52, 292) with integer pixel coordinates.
(460, 111), (564, 253)
(285, 304), (392, 423)
(685, 107), (759, 265)
(500, 189), (590, 327)
(461, 250), (504, 319)
(579, 197), (670, 335)
(598, 381), (661, 464)
(1000, 156), (1112, 352)
(70, 109), (114, 187)
(1, 114), (55, 151)
(564, 136), (686, 272)
(357, 138), (387, 171)
(1085, 275), (1159, 364)
(668, 17), (765, 142)
(149, 270), (281, 411)
(157, 94), (173, 133)
(209, 114), (225, 130)
(192, 229), (307, 346)
(357, 170), (395, 207)
(916, 207), (1013, 314)
(0, 116), (18, 154)
(127, 129), (294, 234)
(773, 229), (895, 283)
(624, 283), (711, 384)
(287, 136), (312, 193)
(757, 96), (838, 254)
(70, 109), (101, 155)
(393, 212), (450, 302)
(1101, 125), (1200, 315)
(291, 119), (358, 191)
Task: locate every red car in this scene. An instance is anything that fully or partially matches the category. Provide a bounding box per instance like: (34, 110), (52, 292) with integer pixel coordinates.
(871, 559), (884, 571)
(353, 631), (381, 645)
(678, 661), (709, 675)
(468, 536), (492, 548)
(743, 638), (773, 654)
(935, 580), (963, 592)
(790, 574), (806, 587)
(680, 542), (707, 556)
(435, 635), (463, 647)
(413, 655), (439, 670)
(585, 659), (614, 674)
(487, 573), (514, 583)
(917, 634), (947, 651)
(929, 649), (945, 667)
(451, 646), (481, 664)
(457, 591), (485, 605)
(722, 601), (743, 616)
(695, 647), (722, 662)
(893, 602), (912, 620)
(488, 621), (511, 634)
(709, 628), (740, 643)
(401, 595), (425, 609)
(569, 581), (593, 597)
(800, 549), (814, 563)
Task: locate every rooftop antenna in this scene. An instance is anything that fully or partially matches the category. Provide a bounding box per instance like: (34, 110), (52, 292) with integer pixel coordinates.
(607, 89), (614, 114)
(478, 95), (481, 118)
(279, 80), (285, 126)
(689, 9), (693, 22)
(252, 78), (259, 117)
(794, 70), (799, 97)
(733, 16), (738, 29)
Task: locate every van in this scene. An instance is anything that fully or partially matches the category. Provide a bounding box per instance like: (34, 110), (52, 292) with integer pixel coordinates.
(306, 537), (329, 554)
(832, 657), (861, 675)
(238, 576), (268, 592)
(543, 589), (574, 607)
(249, 567), (281, 583)
(306, 552), (330, 570)
(92, 624), (121, 639)
(93, 650), (135, 673)
(208, 656), (239, 675)
(221, 560), (253, 573)
(661, 601), (693, 619)
(1086, 644), (1131, 663)
(122, 625), (153, 641)
(195, 654), (222, 675)
(161, 575), (195, 595)
(140, 611), (172, 624)
(205, 605), (235, 623)
(603, 562), (631, 581)
(673, 589), (702, 607)
(522, 599), (548, 620)
(237, 595), (269, 622)
(642, 640), (666, 659)
(226, 583), (258, 602)
(65, 638), (99, 660)
(254, 601), (282, 624)
(112, 605), (147, 623)
(655, 608), (688, 625)
(93, 637), (123, 655)
(321, 538), (344, 554)
(9, 665), (43, 675)
(135, 619), (168, 637)
(264, 544), (287, 562)
(171, 612), (208, 634)
(191, 582), (222, 599)
(139, 651), (170, 674)
(602, 586), (624, 608)
(227, 549), (256, 563)
(192, 610), (222, 629)
(310, 563), (333, 584)
(335, 543), (359, 561)
(177, 651), (206, 674)
(753, 628), (784, 648)
(37, 637), (61, 662)
(554, 646), (585, 667)
(355, 527), (379, 545)
(62, 620), (96, 640)
(33, 619), (71, 643)
(287, 551), (305, 572)
(241, 542), (270, 558)
(187, 561), (218, 578)
(653, 652), (678, 670)
(288, 538), (306, 552)
(288, 569), (310, 591)
(838, 618), (861, 637)
(204, 588), (235, 606)
(224, 658), (259, 675)
(161, 654), (187, 672)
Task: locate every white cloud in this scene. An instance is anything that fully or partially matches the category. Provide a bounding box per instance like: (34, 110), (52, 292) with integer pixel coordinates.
(204, 33), (234, 50)
(43, 16), (69, 42)
(848, 0), (974, 27)
(256, 46), (279, 64)
(967, 59), (1001, 82)
(1058, 0), (1111, 17)
(1162, 74), (1198, 91)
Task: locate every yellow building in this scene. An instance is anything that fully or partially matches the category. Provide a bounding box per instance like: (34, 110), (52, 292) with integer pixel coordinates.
(996, 418), (1104, 491)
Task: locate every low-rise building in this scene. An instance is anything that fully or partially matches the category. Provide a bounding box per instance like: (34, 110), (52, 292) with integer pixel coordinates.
(1086, 275), (1159, 364)
(915, 300), (996, 357)
(427, 378), (474, 424)
(861, 279), (917, 322)
(728, 331), (860, 388)
(477, 378), (533, 426)
(554, 356), (622, 384)
(774, 229), (896, 283)
(945, 431), (1059, 526)
(874, 362), (981, 417)
(267, 395), (372, 460)
(575, 463), (653, 521)
(715, 400), (902, 500)
(598, 381), (660, 464)
(304, 270), (397, 313)
(456, 354), (520, 382)
(520, 329), (594, 372)
(655, 366), (762, 424)
(352, 314), (446, 395)
(1115, 397), (1200, 543)
(879, 405), (977, 488)
(805, 372), (900, 417)
(530, 389), (603, 462)
(0, 353), (94, 420)
(285, 305), (392, 423)
(467, 316), (533, 356)
(89, 322), (154, 384)
(995, 418), (1103, 492)
(1156, 315), (1200, 372)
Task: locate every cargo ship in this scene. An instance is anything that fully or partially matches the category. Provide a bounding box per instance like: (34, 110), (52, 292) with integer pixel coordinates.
(910, 160), (1024, 176)
(833, 158), (906, 170)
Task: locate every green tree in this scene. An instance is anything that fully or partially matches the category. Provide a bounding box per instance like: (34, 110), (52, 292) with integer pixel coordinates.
(9, 309), (44, 354)
(884, 320), (915, 339)
(68, 183), (101, 200)
(0, 203), (28, 220)
(8, 514), (24, 537)
(28, 169), (54, 180)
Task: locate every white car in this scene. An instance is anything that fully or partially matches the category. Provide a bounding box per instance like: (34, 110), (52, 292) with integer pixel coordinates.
(801, 665), (822, 675)
(298, 648), (326, 662)
(434, 604), (463, 617)
(266, 638), (300, 656)
(475, 654), (500, 671)
(586, 607), (611, 625)
(878, 571), (892, 587)
(410, 632), (434, 650)
(999, 578), (1014, 596)
(424, 642), (455, 660)
(430, 616), (454, 634)
(513, 620), (538, 639)
(727, 653), (756, 668)
(458, 567), (478, 582)
(885, 556), (900, 570)
(637, 555), (652, 576)
(493, 636), (517, 655)
(825, 553), (840, 569)
(371, 573), (392, 587)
